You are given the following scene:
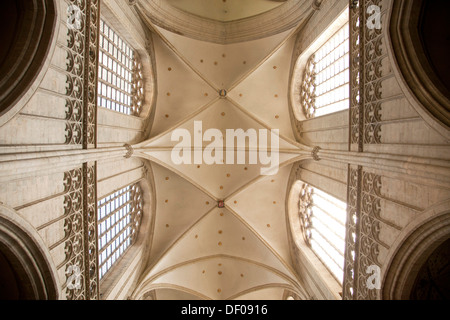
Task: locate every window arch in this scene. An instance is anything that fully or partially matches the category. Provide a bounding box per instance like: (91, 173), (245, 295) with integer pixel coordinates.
(298, 183), (347, 284)
(97, 19), (144, 116)
(97, 183), (143, 280)
(300, 22), (350, 119)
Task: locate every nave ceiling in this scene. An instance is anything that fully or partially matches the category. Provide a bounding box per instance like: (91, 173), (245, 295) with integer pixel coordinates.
(128, 0), (319, 300)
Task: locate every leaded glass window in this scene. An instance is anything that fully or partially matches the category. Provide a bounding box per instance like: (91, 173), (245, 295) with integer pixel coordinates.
(301, 22), (350, 118)
(98, 19), (144, 116)
(298, 183), (347, 284)
(97, 183), (143, 280)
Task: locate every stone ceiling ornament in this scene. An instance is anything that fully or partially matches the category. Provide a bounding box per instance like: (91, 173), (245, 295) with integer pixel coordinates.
(219, 89), (227, 98)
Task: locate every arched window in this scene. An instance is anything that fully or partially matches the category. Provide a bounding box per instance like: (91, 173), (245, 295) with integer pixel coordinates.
(98, 19), (144, 116)
(300, 22), (350, 118)
(97, 183), (143, 280)
(298, 183), (347, 284)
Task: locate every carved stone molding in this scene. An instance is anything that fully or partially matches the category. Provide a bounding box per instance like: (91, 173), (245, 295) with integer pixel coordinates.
(84, 163), (99, 300)
(61, 167), (85, 300)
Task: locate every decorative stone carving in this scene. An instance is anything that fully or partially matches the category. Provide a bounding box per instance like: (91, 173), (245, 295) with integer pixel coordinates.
(65, 0), (99, 148)
(124, 144), (134, 159)
(349, 0), (383, 151)
(61, 164), (98, 300)
(343, 165), (391, 300)
(131, 54), (145, 116)
(298, 183), (314, 246)
(311, 146), (321, 161)
(343, 165), (360, 300)
(129, 184), (144, 244)
(84, 163), (99, 300)
(300, 56), (317, 119)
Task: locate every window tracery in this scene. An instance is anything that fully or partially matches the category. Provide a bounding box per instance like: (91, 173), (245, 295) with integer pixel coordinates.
(98, 19), (144, 116)
(300, 22), (350, 119)
(97, 183), (143, 280)
(298, 183), (347, 284)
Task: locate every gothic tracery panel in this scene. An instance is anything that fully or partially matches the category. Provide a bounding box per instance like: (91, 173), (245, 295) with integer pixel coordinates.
(349, 0), (385, 151)
(65, 0), (99, 148)
(60, 163), (98, 300)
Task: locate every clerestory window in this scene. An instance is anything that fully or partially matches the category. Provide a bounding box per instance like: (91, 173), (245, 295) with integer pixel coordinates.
(98, 19), (144, 116)
(300, 22), (350, 119)
(298, 183), (347, 284)
(97, 183), (143, 280)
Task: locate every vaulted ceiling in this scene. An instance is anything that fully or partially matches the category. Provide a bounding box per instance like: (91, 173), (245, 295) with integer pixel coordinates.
(166, 0), (286, 22)
(130, 0), (317, 300)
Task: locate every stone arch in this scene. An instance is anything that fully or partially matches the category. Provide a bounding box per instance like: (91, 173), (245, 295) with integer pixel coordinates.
(387, 0), (450, 139)
(382, 202), (450, 300)
(0, 204), (60, 299)
(0, 0), (58, 127)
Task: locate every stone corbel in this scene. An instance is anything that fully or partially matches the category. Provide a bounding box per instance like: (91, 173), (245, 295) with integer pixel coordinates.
(312, 146), (321, 161)
(124, 144), (134, 159)
(312, 0), (323, 11)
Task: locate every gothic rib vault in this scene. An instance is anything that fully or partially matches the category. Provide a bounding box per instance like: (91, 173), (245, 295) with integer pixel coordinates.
(127, 4), (316, 300)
